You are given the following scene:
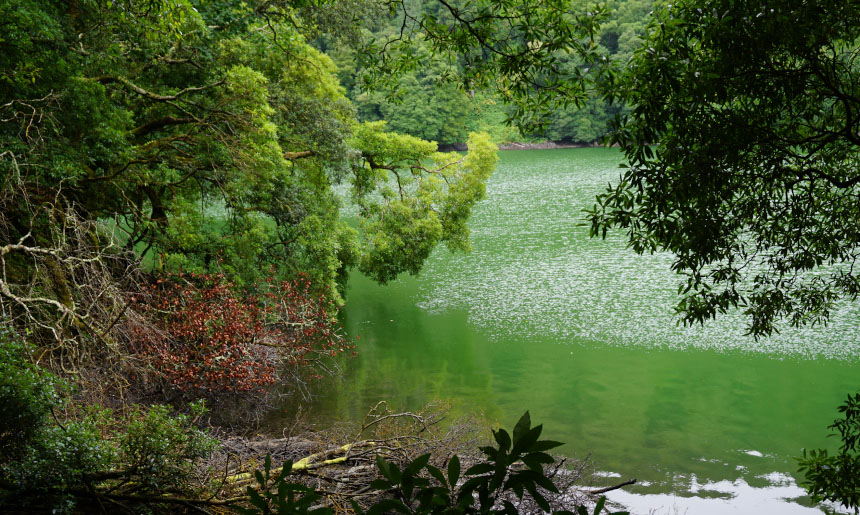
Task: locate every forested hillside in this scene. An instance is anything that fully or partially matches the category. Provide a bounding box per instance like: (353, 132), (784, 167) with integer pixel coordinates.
(325, 0), (655, 146)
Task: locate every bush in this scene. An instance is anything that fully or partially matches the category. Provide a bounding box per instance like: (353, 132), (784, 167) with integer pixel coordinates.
(0, 325), (63, 462)
(1, 384), (217, 512)
(3, 408), (116, 504)
(119, 401), (218, 493)
(131, 273), (351, 393)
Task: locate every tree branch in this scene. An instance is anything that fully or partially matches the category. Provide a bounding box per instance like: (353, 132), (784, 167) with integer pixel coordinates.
(91, 76), (223, 102)
(132, 116), (197, 137)
(283, 150), (314, 160)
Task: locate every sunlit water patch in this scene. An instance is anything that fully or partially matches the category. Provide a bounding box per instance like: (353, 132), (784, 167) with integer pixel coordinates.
(415, 148), (860, 360)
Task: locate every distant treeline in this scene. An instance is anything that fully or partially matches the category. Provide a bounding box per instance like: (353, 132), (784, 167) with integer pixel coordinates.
(318, 0), (654, 146)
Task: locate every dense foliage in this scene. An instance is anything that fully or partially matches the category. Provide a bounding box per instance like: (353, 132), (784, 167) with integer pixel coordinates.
(0, 325), (64, 462)
(333, 0), (655, 145)
(589, 0), (860, 336)
(0, 0), (498, 330)
(0, 326), (216, 512)
(131, 273), (349, 394)
(8, 0), (857, 511)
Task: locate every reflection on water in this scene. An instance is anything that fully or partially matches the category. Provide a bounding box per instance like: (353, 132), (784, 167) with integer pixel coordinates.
(608, 471), (847, 514)
(298, 148), (859, 514)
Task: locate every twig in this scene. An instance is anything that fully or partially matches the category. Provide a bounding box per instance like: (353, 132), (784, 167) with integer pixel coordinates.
(586, 478), (636, 495)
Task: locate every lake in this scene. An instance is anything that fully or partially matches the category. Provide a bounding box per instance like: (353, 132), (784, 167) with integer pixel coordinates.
(300, 148), (860, 514)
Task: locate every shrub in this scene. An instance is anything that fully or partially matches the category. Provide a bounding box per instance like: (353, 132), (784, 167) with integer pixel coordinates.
(119, 401), (218, 493)
(0, 325), (63, 462)
(1, 392), (217, 512)
(131, 273), (351, 393)
(3, 408), (116, 504)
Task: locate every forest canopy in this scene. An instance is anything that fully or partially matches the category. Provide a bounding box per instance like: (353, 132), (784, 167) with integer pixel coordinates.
(0, 0), (498, 325)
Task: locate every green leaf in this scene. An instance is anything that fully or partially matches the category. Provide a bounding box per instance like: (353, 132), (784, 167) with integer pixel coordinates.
(494, 428), (512, 452)
(594, 496), (606, 515)
(376, 455), (393, 482)
(511, 425), (544, 457)
(370, 479), (391, 490)
(521, 451), (553, 471)
(524, 481), (551, 512)
(464, 463), (494, 476)
(513, 411), (531, 443)
(275, 460), (293, 482)
(530, 440), (564, 452)
(426, 464), (447, 487)
(448, 455), (460, 487)
(366, 499), (411, 515)
(247, 487), (267, 511)
(404, 453), (431, 479)
(532, 470), (559, 494)
(479, 445), (498, 459)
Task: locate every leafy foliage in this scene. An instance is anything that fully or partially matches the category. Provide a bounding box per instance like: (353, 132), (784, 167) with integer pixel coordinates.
(118, 401), (218, 493)
(799, 392), (860, 511)
(1, 0), (498, 344)
(336, 0), (656, 144)
(0, 325), (63, 462)
(0, 358), (216, 512)
(357, 0), (610, 131)
(351, 125), (498, 282)
(589, 0), (860, 336)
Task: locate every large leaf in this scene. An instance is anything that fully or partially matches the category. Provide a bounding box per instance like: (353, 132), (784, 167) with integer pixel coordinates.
(511, 425), (543, 457)
(513, 411), (532, 443)
(494, 428), (512, 452)
(403, 453), (431, 479)
(447, 455), (460, 488)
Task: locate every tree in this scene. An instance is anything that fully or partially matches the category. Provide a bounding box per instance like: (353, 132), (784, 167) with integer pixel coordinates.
(588, 0), (860, 337)
(351, 124), (497, 282)
(356, 0), (610, 131)
(0, 0), (498, 357)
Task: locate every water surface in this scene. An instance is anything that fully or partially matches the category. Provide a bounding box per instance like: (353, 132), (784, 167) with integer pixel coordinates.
(299, 149), (860, 513)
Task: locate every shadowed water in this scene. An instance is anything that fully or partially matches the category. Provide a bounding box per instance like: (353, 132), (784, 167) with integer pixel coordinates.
(289, 148), (860, 514)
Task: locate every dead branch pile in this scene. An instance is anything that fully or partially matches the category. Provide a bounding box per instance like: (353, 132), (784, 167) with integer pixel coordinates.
(201, 402), (617, 514)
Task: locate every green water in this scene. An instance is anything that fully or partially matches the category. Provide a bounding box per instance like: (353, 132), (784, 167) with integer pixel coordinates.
(301, 149), (860, 513)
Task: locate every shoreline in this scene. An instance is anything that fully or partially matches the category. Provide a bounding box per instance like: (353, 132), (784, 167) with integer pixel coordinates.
(438, 141), (604, 152)
(497, 141), (603, 150)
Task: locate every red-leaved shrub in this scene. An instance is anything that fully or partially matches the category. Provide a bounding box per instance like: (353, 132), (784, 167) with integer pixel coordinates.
(130, 273), (349, 393)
